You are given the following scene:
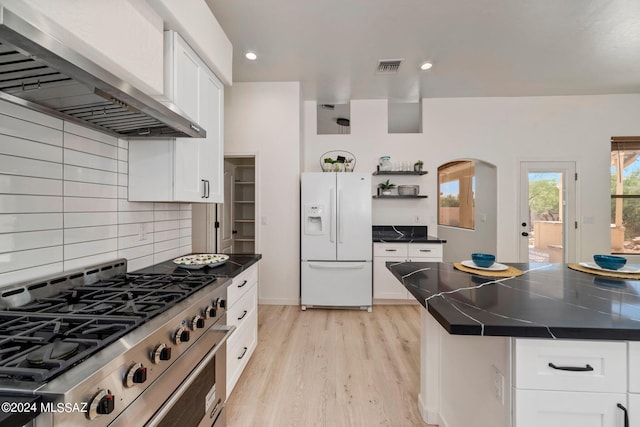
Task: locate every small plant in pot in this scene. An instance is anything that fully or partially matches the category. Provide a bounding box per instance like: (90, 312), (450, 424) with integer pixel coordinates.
(414, 160), (424, 172)
(378, 179), (396, 196)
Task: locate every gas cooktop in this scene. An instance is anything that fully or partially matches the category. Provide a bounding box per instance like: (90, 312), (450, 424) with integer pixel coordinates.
(0, 263), (219, 383)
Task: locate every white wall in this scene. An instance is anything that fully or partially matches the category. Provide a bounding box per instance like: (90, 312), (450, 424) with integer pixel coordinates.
(6, 0), (165, 95)
(303, 94), (640, 263)
(224, 82), (301, 305)
(0, 100), (191, 288)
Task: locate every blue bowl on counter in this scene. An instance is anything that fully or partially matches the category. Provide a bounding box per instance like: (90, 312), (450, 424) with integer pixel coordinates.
(471, 253), (495, 268)
(593, 254), (627, 270)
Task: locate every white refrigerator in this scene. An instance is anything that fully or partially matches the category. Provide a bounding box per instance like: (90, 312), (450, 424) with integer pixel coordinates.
(300, 172), (372, 310)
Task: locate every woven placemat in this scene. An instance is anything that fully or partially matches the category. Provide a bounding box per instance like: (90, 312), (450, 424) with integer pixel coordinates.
(453, 262), (524, 277)
(568, 263), (640, 279)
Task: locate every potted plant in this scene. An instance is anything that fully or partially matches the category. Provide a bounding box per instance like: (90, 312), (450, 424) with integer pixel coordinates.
(414, 160), (424, 172)
(322, 157), (334, 172)
(378, 179), (396, 195)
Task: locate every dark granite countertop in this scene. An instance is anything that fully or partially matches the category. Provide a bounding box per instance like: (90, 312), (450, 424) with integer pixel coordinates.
(387, 261), (640, 340)
(133, 254), (261, 278)
(372, 225), (446, 243)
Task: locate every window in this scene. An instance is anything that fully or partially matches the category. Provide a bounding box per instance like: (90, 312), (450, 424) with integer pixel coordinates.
(611, 137), (640, 254)
(438, 161), (475, 229)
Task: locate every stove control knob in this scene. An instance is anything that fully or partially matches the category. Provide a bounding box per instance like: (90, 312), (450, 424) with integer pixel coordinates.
(204, 305), (216, 319)
(192, 315), (205, 329)
(124, 363), (147, 387)
(152, 343), (172, 363)
(87, 389), (115, 420)
(174, 326), (191, 345)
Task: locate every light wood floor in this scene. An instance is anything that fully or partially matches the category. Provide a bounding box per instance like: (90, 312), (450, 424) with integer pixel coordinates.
(226, 304), (436, 427)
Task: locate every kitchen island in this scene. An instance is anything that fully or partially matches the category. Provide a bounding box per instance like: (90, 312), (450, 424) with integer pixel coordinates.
(387, 262), (640, 427)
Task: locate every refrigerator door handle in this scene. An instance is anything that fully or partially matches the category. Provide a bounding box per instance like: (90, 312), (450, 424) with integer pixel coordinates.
(338, 189), (344, 243)
(308, 262), (366, 270)
(330, 188), (336, 243)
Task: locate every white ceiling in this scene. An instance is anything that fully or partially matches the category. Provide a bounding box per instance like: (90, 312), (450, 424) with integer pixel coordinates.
(207, 0), (640, 103)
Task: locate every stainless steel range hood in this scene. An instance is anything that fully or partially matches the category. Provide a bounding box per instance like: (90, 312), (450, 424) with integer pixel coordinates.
(0, 6), (206, 138)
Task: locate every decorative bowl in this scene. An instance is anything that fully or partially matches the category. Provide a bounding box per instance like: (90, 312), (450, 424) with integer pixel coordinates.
(471, 253), (495, 268)
(593, 254), (627, 270)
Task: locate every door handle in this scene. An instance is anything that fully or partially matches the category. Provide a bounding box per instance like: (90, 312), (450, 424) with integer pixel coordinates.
(617, 403), (629, 427)
(205, 180), (210, 198)
(201, 179), (207, 198)
(548, 362), (593, 372)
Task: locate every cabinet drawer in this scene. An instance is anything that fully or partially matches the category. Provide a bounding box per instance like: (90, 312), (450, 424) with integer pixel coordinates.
(227, 284), (257, 329)
(514, 339), (626, 392)
(515, 389), (626, 427)
(226, 307), (258, 398)
(408, 244), (442, 260)
(373, 243), (408, 258)
(228, 264), (258, 305)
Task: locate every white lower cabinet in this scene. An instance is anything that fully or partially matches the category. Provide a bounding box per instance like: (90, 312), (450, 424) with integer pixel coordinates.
(515, 390), (627, 427)
(373, 242), (442, 300)
(226, 264), (258, 398)
(514, 338), (629, 427)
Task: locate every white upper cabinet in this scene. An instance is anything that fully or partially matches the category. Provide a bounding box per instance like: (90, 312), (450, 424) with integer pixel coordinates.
(128, 31), (224, 203)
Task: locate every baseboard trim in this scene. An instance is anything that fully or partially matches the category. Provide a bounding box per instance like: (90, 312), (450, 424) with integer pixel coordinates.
(418, 393), (440, 425)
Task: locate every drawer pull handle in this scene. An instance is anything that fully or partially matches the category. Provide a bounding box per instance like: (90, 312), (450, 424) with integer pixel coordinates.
(617, 403), (629, 427)
(385, 249), (397, 252)
(238, 280), (248, 288)
(238, 310), (248, 320)
(548, 362), (594, 372)
(238, 346), (248, 360)
(419, 249), (431, 252)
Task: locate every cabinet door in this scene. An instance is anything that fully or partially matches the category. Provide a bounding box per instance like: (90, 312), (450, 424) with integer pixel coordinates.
(172, 34), (200, 122)
(515, 390), (626, 427)
(629, 393), (640, 427)
(373, 257), (408, 299)
(198, 68), (224, 203)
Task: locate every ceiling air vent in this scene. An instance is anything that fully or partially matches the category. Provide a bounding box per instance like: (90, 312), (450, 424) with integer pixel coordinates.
(376, 59), (402, 74)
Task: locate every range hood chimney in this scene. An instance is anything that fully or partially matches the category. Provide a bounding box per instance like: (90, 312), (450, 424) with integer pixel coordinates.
(0, 6), (205, 139)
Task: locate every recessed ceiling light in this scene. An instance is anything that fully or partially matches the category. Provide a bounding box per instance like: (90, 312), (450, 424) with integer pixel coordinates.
(420, 61), (433, 70)
(245, 52), (257, 60)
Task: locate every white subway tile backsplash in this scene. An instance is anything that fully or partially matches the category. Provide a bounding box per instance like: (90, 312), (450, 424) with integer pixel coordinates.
(118, 211), (155, 224)
(64, 212), (118, 228)
(0, 195), (62, 213)
(0, 246), (63, 274)
(118, 200), (154, 212)
(0, 213), (63, 233)
(0, 154), (63, 179)
(64, 252), (119, 271)
(64, 165), (118, 186)
(63, 122), (117, 146)
(154, 210), (181, 222)
(0, 175), (62, 196)
(0, 112), (63, 143)
(154, 220), (180, 232)
(0, 262), (63, 287)
(64, 134), (119, 159)
(0, 230), (63, 253)
(0, 104), (62, 131)
(64, 238), (118, 260)
(64, 181), (118, 199)
(154, 229), (180, 243)
(0, 101), (194, 287)
(0, 135), (63, 162)
(64, 197), (118, 213)
(64, 225), (118, 244)
(64, 150), (118, 172)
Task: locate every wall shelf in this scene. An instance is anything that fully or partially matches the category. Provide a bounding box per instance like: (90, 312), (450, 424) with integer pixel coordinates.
(372, 195), (428, 199)
(372, 171), (427, 176)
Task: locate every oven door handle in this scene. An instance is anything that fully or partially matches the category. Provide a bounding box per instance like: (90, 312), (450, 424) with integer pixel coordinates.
(145, 325), (235, 427)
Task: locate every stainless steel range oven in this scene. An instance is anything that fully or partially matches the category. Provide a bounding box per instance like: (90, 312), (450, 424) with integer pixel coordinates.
(0, 259), (233, 427)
